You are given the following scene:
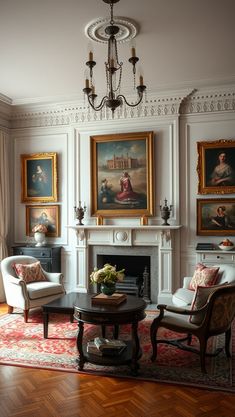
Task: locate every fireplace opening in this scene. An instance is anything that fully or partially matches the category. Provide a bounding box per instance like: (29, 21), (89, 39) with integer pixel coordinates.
(97, 254), (151, 302)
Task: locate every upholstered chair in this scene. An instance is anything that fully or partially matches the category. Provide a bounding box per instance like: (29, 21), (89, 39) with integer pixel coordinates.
(1, 255), (65, 322)
(150, 284), (235, 373)
(172, 264), (235, 307)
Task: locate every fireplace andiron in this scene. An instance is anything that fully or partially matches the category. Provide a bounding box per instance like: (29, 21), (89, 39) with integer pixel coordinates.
(160, 199), (173, 226)
(74, 202), (87, 225)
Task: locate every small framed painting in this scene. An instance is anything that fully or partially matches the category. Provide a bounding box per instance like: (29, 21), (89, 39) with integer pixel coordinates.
(26, 205), (60, 237)
(197, 198), (235, 236)
(21, 152), (58, 202)
(90, 131), (154, 217)
(197, 139), (235, 194)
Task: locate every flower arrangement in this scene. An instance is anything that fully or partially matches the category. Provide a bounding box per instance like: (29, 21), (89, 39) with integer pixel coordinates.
(90, 263), (125, 285)
(32, 224), (48, 234)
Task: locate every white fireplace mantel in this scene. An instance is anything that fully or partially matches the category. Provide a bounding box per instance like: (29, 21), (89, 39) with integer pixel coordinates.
(68, 225), (182, 304)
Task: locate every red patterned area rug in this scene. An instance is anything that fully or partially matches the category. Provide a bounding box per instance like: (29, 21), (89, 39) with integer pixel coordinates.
(0, 310), (234, 392)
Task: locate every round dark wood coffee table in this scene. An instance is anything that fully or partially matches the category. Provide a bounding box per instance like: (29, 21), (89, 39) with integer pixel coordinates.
(73, 294), (146, 375)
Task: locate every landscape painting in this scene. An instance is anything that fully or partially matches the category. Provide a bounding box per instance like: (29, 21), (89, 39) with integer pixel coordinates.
(90, 132), (154, 217)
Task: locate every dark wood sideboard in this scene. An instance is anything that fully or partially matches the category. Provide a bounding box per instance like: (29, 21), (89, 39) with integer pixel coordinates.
(12, 245), (62, 273)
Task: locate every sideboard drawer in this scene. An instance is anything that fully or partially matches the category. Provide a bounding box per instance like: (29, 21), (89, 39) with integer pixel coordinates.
(197, 251), (235, 264)
(13, 247), (51, 258)
(12, 245), (62, 272)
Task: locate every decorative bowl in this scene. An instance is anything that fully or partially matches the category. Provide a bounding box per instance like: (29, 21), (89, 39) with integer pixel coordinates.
(219, 244), (235, 251)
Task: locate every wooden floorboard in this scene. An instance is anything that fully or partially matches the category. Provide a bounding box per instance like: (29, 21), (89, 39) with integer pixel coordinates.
(1, 303), (235, 417)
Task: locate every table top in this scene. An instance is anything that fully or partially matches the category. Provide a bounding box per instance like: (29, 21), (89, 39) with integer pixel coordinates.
(43, 292), (146, 316)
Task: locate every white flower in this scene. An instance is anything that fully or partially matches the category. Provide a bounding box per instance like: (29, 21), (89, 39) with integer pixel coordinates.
(90, 263), (125, 285)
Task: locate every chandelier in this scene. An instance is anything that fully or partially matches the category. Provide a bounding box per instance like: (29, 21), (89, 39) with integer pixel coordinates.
(82, 0), (146, 114)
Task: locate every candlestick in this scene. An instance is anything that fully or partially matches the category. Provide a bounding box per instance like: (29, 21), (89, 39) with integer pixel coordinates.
(160, 199), (173, 226)
(85, 78), (89, 88)
(89, 51), (93, 61)
(139, 75), (144, 86)
(74, 202), (87, 226)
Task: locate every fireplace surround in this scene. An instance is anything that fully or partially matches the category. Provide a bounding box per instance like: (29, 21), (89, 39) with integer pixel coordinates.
(68, 225), (181, 304)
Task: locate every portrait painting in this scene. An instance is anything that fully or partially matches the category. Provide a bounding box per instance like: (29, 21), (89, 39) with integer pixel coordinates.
(197, 198), (235, 236)
(21, 152), (58, 202)
(26, 205), (60, 237)
(90, 131), (154, 217)
(197, 139), (235, 194)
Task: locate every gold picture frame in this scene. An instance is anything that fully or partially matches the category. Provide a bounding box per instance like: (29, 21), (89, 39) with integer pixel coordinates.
(21, 152), (58, 202)
(197, 139), (235, 194)
(90, 131), (154, 217)
(26, 205), (60, 237)
(197, 198), (235, 236)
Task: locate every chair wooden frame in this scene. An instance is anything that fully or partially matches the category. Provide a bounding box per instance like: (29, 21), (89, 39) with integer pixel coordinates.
(150, 285), (235, 373)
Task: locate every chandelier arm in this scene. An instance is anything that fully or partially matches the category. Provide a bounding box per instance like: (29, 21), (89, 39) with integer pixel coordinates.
(87, 95), (109, 111)
(117, 93), (144, 108)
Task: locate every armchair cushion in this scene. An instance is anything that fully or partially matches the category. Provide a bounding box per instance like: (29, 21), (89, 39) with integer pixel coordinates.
(189, 264), (219, 290)
(190, 283), (227, 324)
(27, 281), (64, 300)
(13, 261), (47, 283)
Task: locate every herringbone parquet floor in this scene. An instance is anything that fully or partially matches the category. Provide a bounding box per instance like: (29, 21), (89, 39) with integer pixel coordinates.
(1, 303), (235, 417)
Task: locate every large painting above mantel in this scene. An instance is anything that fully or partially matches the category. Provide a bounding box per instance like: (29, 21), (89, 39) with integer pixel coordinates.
(90, 131), (154, 217)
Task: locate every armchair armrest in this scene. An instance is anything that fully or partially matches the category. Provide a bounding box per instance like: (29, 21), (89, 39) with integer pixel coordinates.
(157, 303), (208, 317)
(182, 276), (192, 289)
(43, 271), (64, 285)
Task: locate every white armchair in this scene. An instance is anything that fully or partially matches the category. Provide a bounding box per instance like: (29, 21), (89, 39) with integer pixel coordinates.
(1, 255), (65, 322)
(172, 264), (235, 307)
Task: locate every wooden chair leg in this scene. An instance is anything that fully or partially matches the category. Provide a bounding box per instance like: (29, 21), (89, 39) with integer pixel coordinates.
(150, 320), (159, 361)
(24, 309), (29, 323)
(225, 328), (231, 358)
(8, 305), (13, 314)
(199, 337), (207, 374)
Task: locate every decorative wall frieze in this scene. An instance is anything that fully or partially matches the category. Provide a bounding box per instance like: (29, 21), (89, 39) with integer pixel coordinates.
(7, 85), (235, 129)
(181, 89), (235, 114)
(9, 90), (193, 129)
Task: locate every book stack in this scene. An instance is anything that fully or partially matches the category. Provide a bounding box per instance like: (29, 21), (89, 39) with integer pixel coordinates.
(87, 337), (127, 357)
(91, 292), (127, 305)
(196, 243), (215, 251)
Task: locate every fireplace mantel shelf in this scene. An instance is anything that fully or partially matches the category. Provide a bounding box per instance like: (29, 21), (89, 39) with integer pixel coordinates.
(67, 225), (182, 231)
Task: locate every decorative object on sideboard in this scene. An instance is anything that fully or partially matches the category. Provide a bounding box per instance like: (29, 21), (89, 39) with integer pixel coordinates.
(160, 199), (173, 226)
(82, 0), (146, 116)
(219, 238), (234, 251)
(32, 224), (47, 247)
(74, 202), (87, 225)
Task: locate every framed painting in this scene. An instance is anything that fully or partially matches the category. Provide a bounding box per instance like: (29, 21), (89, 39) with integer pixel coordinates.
(197, 198), (235, 236)
(90, 131), (154, 217)
(21, 152), (58, 202)
(197, 139), (235, 194)
(26, 205), (60, 237)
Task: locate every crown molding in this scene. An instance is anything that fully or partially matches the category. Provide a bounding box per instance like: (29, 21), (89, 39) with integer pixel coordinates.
(4, 83), (235, 129)
(0, 95), (12, 129)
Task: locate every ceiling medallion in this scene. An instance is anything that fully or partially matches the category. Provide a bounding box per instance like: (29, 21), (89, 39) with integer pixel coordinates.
(85, 16), (138, 44)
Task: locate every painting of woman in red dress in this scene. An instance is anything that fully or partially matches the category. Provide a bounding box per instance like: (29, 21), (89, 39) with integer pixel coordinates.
(115, 172), (140, 205)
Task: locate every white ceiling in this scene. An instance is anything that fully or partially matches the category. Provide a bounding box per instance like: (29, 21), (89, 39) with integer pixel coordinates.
(0, 0), (235, 104)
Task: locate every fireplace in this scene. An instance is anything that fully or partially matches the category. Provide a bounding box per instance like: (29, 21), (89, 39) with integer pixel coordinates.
(69, 225), (181, 305)
(89, 245), (158, 303)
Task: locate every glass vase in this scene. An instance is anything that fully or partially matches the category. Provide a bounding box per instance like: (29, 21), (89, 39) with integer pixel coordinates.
(100, 283), (116, 296)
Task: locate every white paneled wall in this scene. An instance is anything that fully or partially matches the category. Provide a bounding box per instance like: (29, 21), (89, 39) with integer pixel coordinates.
(2, 84), (235, 297)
